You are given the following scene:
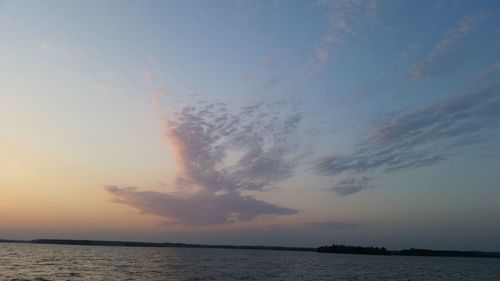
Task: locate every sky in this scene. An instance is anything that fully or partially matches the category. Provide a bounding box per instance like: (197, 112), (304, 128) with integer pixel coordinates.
(1, 0), (499, 251)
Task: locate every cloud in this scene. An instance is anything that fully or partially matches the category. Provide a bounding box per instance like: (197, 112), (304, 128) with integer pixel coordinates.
(106, 101), (302, 225)
(314, 83), (500, 195)
(315, 47), (329, 62)
(105, 186), (297, 225)
(39, 42), (69, 57)
(407, 12), (487, 79)
(331, 176), (372, 196)
(166, 101), (301, 193)
(309, 0), (378, 74)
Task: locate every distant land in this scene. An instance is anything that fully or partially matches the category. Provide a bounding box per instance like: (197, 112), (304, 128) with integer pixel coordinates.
(317, 244), (500, 258)
(0, 239), (314, 252)
(317, 244), (390, 255)
(1, 239), (499, 258)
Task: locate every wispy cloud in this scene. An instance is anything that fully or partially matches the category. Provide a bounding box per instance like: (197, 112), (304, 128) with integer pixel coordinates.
(106, 101), (302, 225)
(309, 0), (378, 74)
(331, 176), (372, 196)
(39, 42), (69, 57)
(407, 12), (487, 79)
(142, 55), (171, 112)
(314, 82), (500, 195)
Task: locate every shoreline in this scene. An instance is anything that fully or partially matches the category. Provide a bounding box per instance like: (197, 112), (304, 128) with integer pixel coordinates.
(1, 239), (499, 258)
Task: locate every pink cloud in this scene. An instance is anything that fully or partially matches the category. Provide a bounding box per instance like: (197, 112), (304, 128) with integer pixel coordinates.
(407, 12), (488, 79)
(106, 101), (303, 225)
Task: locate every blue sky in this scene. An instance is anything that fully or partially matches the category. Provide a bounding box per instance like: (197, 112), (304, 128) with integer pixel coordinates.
(0, 0), (499, 250)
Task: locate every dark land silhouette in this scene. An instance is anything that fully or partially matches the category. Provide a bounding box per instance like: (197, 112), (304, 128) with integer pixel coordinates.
(392, 248), (500, 258)
(1, 239), (499, 258)
(0, 239), (314, 252)
(317, 244), (500, 258)
(317, 244), (390, 255)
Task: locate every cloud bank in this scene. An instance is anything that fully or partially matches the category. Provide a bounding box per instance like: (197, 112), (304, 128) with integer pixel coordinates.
(106, 101), (302, 225)
(315, 83), (500, 195)
(105, 186), (297, 225)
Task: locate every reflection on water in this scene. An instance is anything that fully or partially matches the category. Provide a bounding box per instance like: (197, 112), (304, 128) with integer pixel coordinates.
(0, 243), (499, 280)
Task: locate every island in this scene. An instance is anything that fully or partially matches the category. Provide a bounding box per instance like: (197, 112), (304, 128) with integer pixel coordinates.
(317, 244), (500, 258)
(317, 244), (390, 255)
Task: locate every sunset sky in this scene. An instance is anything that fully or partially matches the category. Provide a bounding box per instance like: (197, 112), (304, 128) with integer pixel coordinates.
(1, 0), (499, 251)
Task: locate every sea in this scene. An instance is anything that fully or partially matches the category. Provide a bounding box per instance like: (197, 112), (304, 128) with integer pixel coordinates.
(0, 243), (499, 281)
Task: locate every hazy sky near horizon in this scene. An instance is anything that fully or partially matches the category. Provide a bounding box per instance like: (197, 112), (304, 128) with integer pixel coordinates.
(1, 0), (500, 250)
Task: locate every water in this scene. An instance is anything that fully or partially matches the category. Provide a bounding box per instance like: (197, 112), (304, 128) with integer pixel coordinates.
(0, 243), (499, 280)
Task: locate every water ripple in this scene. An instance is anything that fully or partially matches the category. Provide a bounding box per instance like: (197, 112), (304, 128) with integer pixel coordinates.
(1, 243), (499, 280)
